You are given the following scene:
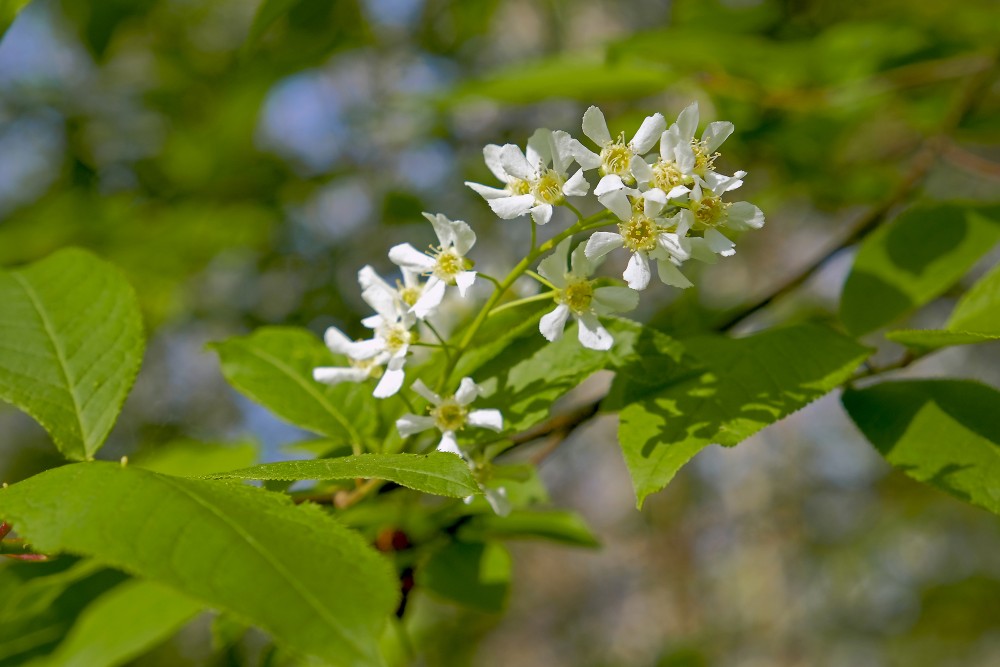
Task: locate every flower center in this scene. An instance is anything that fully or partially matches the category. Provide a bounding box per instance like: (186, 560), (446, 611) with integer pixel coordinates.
(397, 282), (421, 307)
(431, 247), (469, 282)
(599, 135), (634, 183)
(651, 159), (689, 191)
(690, 191), (729, 229)
(507, 178), (531, 196)
(431, 399), (468, 432)
(381, 323), (412, 354)
(559, 277), (594, 314)
(531, 168), (564, 205)
(349, 356), (384, 379)
(619, 214), (661, 253)
(691, 139), (718, 175)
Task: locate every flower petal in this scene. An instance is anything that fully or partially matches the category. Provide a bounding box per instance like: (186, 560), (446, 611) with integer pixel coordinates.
(313, 366), (369, 385)
(701, 121), (734, 153)
(623, 252), (651, 290)
(455, 271), (477, 296)
(570, 240), (596, 275)
(630, 155), (654, 184)
(582, 105), (612, 145)
(704, 227), (736, 256)
(396, 413), (437, 437)
(374, 366), (405, 398)
(562, 168), (590, 197)
(323, 326), (355, 355)
(598, 188), (633, 221)
(538, 238), (571, 286)
(727, 201), (765, 230)
(467, 409), (503, 431)
(488, 194), (536, 219)
(410, 379), (441, 405)
(656, 259), (693, 288)
(577, 312), (613, 351)
(499, 143), (534, 180)
(455, 377), (482, 405)
(389, 243), (434, 271)
(593, 286), (639, 313)
(437, 431), (462, 456)
(412, 277), (446, 318)
(594, 174), (625, 197)
(630, 113), (666, 154)
(550, 130), (575, 174)
(585, 232), (624, 260)
(569, 139), (602, 170)
(530, 204), (553, 225)
(483, 144), (508, 182)
(465, 181), (510, 200)
(539, 303), (570, 342)
(675, 102), (699, 140)
(526, 128), (553, 168)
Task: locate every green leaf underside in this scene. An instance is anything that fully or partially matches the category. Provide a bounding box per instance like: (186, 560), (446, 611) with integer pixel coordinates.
(0, 249), (144, 460)
(0, 463), (397, 666)
(417, 541), (511, 613)
(843, 380), (1000, 515)
(840, 203), (1000, 336)
(456, 510), (600, 548)
(615, 324), (871, 507)
(205, 453), (479, 498)
(36, 580), (202, 667)
(887, 261), (1000, 349)
(211, 327), (377, 444)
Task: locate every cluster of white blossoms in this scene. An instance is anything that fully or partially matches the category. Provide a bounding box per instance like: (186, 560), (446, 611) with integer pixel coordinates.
(313, 102), (763, 469)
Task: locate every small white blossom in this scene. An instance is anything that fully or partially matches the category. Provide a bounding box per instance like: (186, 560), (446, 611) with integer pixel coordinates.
(396, 378), (503, 456)
(359, 265), (435, 319)
(388, 212), (477, 314)
(536, 238), (638, 350)
(586, 182), (692, 291)
(465, 128), (589, 225)
(674, 176), (765, 258)
(313, 326), (389, 388)
(570, 106), (665, 191)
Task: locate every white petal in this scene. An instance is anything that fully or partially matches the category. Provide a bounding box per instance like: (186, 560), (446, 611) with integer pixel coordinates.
(526, 128), (553, 169)
(374, 366), (405, 398)
(361, 286), (398, 320)
(727, 201), (765, 230)
(674, 209), (694, 237)
(675, 102), (699, 140)
(455, 271), (477, 296)
(562, 168), (590, 197)
(688, 237), (719, 264)
(396, 413), (437, 437)
(313, 366), (368, 385)
(347, 338), (384, 360)
(598, 188), (633, 221)
(656, 259), (693, 288)
(539, 303), (570, 342)
(656, 232), (690, 261)
(643, 192), (666, 219)
(585, 232), (624, 260)
(549, 130), (575, 174)
(538, 238), (571, 286)
(323, 326), (355, 355)
(465, 181), (510, 200)
(530, 204), (553, 225)
(594, 174), (625, 197)
(483, 486), (511, 517)
(582, 105), (611, 146)
(674, 142), (696, 174)
(488, 194), (536, 219)
(570, 240), (596, 275)
(455, 377), (482, 405)
(660, 128), (679, 161)
(483, 144), (508, 182)
(569, 139), (602, 170)
(704, 170), (743, 193)
(410, 379), (441, 405)
(623, 252), (651, 290)
(412, 277), (446, 319)
(360, 314), (381, 329)
(389, 243), (434, 271)
(467, 409), (503, 431)
(630, 113), (666, 154)
(704, 227), (736, 256)
(630, 155), (654, 184)
(499, 143), (534, 180)
(425, 212), (475, 254)
(358, 265), (392, 294)
(593, 286), (639, 313)
(437, 431), (462, 456)
(701, 121), (734, 153)
(577, 313), (613, 351)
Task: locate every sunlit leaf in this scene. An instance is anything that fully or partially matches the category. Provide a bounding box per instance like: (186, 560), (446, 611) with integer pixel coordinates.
(0, 249), (144, 460)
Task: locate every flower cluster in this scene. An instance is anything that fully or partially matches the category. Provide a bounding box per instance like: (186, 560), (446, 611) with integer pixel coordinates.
(312, 102), (763, 491)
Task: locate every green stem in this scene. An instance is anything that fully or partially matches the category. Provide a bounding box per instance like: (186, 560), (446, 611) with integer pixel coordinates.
(487, 291), (557, 318)
(525, 270), (556, 289)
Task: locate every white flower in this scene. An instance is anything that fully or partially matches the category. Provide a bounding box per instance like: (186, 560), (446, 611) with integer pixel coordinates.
(465, 128), (590, 225)
(570, 106), (665, 190)
(396, 378), (503, 456)
(388, 212), (477, 314)
(674, 176), (765, 258)
(313, 326), (390, 388)
(536, 238), (638, 351)
(636, 102), (736, 194)
(358, 265), (436, 320)
(586, 184), (692, 291)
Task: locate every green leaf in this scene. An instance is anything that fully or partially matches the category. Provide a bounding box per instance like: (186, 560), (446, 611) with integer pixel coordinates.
(842, 380), (1000, 515)
(38, 580), (202, 667)
(840, 203), (1000, 336)
(457, 510), (600, 548)
(0, 0), (32, 42)
(887, 261), (1000, 349)
(211, 327), (377, 445)
(132, 439), (259, 477)
(0, 248), (145, 461)
(417, 541), (510, 614)
(244, 0), (301, 49)
(205, 453), (480, 499)
(0, 463), (397, 666)
(615, 324), (871, 507)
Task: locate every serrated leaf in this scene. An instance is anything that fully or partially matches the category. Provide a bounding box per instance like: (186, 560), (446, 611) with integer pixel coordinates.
(843, 380), (1000, 515)
(616, 324), (871, 507)
(887, 261), (1000, 349)
(417, 541), (510, 614)
(840, 203), (1000, 336)
(0, 463), (397, 666)
(37, 580), (202, 667)
(205, 453), (479, 498)
(456, 510), (600, 548)
(211, 327), (377, 446)
(0, 249), (145, 461)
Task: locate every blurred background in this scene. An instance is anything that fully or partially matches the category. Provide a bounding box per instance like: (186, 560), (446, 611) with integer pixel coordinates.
(1, 0), (999, 665)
